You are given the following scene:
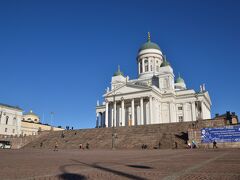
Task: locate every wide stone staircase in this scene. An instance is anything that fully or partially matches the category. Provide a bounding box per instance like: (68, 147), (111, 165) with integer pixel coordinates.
(23, 122), (194, 150)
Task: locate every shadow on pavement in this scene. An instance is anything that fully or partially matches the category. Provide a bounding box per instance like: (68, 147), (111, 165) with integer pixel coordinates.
(71, 159), (147, 180)
(58, 173), (86, 180)
(127, 164), (152, 169)
(58, 164), (87, 180)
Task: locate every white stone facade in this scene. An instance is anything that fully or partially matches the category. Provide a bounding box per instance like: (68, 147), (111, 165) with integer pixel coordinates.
(96, 35), (211, 128)
(0, 104), (23, 136)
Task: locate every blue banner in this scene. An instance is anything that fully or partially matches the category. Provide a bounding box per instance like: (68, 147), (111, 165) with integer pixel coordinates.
(201, 125), (240, 143)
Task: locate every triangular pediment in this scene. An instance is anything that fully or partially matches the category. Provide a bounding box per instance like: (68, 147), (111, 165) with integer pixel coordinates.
(104, 83), (151, 97)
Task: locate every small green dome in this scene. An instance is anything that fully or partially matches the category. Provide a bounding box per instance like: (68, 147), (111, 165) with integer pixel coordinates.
(161, 56), (170, 67)
(139, 41), (161, 52)
(113, 65), (124, 76)
(175, 74), (185, 83)
(138, 32), (161, 52)
(114, 71), (124, 76)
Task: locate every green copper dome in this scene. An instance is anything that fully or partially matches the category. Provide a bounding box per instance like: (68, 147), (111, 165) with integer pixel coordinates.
(175, 74), (185, 83)
(161, 55), (170, 67)
(113, 65), (124, 76)
(138, 32), (161, 52)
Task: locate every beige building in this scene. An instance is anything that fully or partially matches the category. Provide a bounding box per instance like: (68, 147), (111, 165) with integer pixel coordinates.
(21, 110), (63, 136)
(23, 110), (40, 123)
(0, 104), (63, 136)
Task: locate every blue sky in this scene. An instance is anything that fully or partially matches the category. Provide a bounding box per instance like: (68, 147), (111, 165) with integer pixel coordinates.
(0, 0), (239, 128)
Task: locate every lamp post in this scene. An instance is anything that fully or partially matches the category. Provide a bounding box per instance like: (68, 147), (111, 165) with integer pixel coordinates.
(112, 88), (116, 150)
(112, 86), (121, 150)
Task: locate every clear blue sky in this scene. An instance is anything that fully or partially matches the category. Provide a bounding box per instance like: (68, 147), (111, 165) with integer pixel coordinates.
(0, 0), (239, 129)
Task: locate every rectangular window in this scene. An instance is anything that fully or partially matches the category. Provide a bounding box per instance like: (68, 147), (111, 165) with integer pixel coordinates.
(12, 129), (15, 133)
(178, 106), (183, 110)
(5, 128), (7, 132)
(178, 116), (183, 122)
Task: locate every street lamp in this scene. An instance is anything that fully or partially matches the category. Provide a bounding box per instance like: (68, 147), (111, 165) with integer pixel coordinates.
(111, 86), (121, 150)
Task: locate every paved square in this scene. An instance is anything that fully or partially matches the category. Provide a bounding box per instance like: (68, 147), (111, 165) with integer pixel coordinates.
(0, 149), (240, 179)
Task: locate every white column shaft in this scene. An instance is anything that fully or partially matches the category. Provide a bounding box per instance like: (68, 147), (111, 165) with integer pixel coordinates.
(114, 101), (117, 127)
(142, 59), (145, 73)
(140, 98), (144, 125)
(105, 102), (108, 127)
(111, 107), (113, 127)
(149, 96), (152, 124)
(138, 62), (140, 74)
(121, 100), (125, 126)
(137, 106), (140, 125)
(131, 99), (135, 126)
(183, 103), (187, 122)
(191, 102), (196, 121)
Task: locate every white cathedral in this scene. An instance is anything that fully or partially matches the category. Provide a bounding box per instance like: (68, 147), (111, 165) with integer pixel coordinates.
(96, 33), (211, 128)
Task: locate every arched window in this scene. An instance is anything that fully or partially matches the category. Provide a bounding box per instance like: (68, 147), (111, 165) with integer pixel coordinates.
(144, 60), (148, 72)
(6, 116), (9, 125)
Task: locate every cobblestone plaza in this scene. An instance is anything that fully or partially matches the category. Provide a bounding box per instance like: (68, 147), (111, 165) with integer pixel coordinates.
(0, 149), (239, 180)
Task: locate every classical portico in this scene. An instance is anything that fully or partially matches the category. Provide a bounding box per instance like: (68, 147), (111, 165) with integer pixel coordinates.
(103, 95), (155, 128)
(96, 33), (212, 128)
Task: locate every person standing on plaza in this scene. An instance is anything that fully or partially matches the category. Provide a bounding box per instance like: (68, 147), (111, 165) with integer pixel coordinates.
(213, 140), (217, 149)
